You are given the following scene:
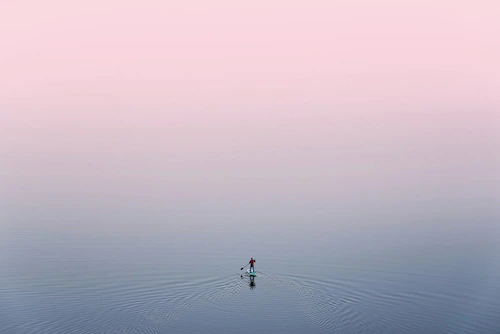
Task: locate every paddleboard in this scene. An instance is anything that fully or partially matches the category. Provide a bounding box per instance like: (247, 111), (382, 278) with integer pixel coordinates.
(246, 269), (257, 277)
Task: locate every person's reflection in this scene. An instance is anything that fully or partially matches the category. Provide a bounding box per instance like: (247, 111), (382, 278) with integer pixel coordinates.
(249, 276), (256, 290)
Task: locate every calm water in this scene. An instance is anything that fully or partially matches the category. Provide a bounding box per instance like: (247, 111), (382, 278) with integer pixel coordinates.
(1, 216), (499, 334)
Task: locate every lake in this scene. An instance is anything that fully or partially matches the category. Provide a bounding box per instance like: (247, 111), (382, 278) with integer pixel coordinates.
(1, 206), (498, 333)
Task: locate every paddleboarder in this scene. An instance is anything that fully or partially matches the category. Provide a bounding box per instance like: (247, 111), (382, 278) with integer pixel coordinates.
(249, 258), (256, 273)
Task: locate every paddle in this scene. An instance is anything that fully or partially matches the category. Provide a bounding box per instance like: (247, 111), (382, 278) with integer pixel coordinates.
(240, 263), (249, 271)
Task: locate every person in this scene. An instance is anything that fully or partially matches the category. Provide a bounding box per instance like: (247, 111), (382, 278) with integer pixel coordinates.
(249, 258), (256, 273)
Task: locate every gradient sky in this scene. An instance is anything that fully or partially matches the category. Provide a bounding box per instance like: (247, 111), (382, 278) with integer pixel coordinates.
(1, 1), (499, 233)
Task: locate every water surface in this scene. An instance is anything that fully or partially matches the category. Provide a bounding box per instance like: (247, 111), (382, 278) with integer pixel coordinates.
(2, 215), (498, 333)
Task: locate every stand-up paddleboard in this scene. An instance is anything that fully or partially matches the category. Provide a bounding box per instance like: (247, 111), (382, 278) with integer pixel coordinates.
(246, 269), (257, 277)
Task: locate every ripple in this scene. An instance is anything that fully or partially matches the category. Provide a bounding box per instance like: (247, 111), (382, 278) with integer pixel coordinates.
(2, 226), (499, 334)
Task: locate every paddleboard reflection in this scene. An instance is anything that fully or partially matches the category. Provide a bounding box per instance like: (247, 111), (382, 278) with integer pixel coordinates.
(249, 276), (256, 290)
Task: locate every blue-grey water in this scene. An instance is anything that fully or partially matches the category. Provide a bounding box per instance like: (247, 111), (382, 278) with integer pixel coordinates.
(1, 214), (499, 333)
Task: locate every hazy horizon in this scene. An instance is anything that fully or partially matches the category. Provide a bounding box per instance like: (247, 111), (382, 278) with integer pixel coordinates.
(2, 0), (499, 232)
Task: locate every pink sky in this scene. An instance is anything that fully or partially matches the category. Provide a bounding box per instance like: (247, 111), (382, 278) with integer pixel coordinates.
(1, 1), (499, 231)
(1, 0), (499, 106)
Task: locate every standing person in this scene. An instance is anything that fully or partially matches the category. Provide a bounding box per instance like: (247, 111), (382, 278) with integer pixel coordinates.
(249, 258), (256, 273)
